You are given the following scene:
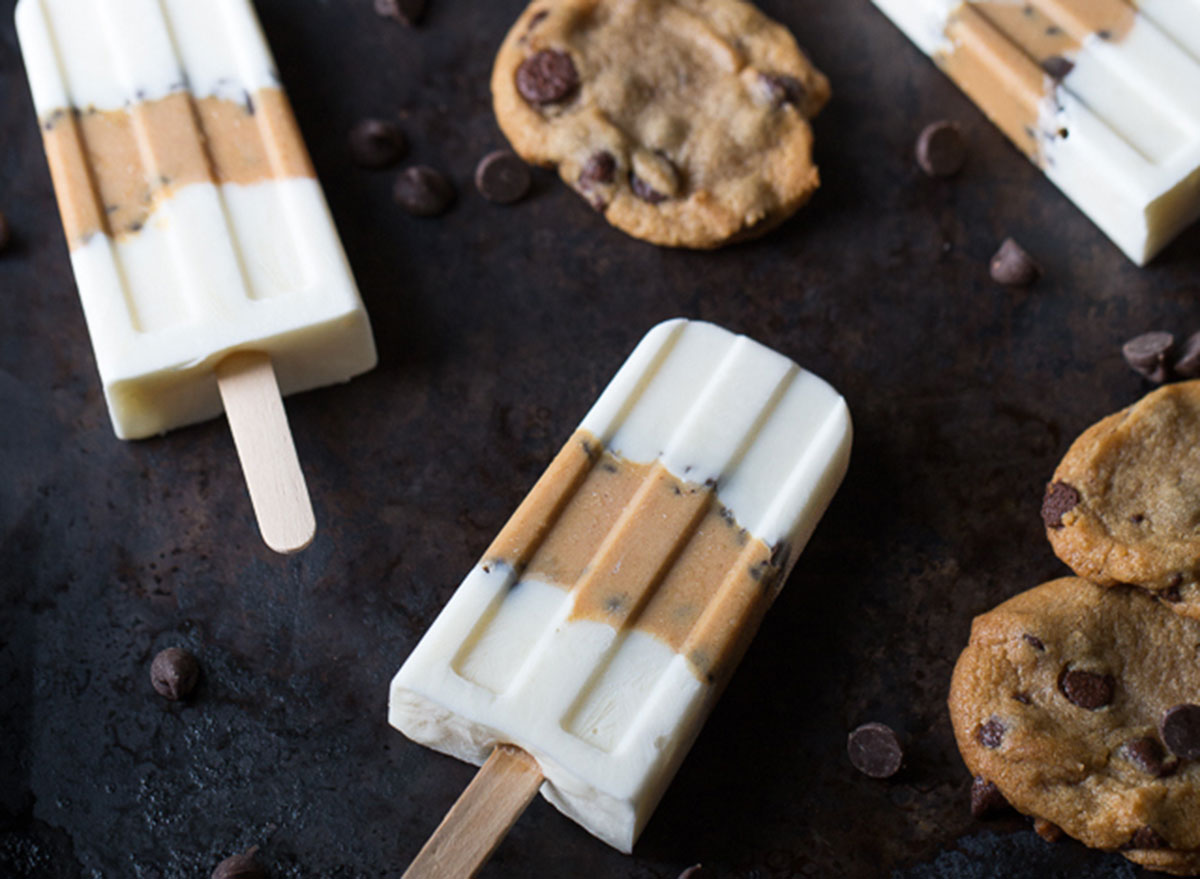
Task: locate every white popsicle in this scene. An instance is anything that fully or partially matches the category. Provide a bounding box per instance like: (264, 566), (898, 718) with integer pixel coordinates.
(390, 319), (852, 869)
(16, 0), (377, 551)
(871, 0), (1200, 265)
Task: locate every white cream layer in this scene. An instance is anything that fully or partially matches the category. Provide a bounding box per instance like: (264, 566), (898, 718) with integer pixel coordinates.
(67, 179), (375, 439)
(871, 0), (1200, 264)
(16, 0), (281, 114)
(389, 319), (852, 852)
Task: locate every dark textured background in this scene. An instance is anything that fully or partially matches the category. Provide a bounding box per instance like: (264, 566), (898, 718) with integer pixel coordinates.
(1, 0), (1197, 876)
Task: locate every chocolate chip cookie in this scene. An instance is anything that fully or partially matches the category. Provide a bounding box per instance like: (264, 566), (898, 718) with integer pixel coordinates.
(1041, 381), (1200, 616)
(492, 0), (830, 248)
(949, 577), (1200, 875)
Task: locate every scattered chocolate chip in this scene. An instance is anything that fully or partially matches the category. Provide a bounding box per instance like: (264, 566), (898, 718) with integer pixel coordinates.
(1033, 818), (1063, 842)
(1041, 481), (1080, 529)
(1041, 55), (1075, 80)
(474, 150), (531, 204)
(1130, 513), (1145, 524)
(1163, 584), (1184, 604)
(393, 166), (455, 217)
(211, 846), (264, 879)
(1173, 332), (1200, 379)
(0, 211), (10, 253)
(1013, 692), (1032, 705)
(915, 121), (967, 178)
(990, 238), (1041, 286)
(1128, 827), (1169, 850)
(1022, 633), (1046, 651)
(978, 717), (1005, 749)
(760, 73), (807, 109)
(1123, 737), (1176, 777)
(971, 776), (1011, 818)
(1122, 331), (1175, 383)
(348, 119), (407, 169)
(150, 647), (199, 701)
(374, 0), (425, 26)
(631, 174), (667, 204)
(1160, 704), (1200, 760)
(516, 50), (579, 105)
(847, 722), (904, 779)
(677, 866), (706, 879)
(1058, 668), (1115, 710)
(579, 151), (617, 188)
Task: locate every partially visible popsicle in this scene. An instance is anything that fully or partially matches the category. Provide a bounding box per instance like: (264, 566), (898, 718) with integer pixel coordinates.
(390, 319), (852, 874)
(16, 0), (377, 551)
(871, 0), (1200, 265)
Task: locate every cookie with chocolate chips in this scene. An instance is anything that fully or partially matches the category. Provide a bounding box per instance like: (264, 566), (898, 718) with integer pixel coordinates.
(949, 577), (1200, 875)
(1042, 381), (1200, 616)
(491, 0), (830, 248)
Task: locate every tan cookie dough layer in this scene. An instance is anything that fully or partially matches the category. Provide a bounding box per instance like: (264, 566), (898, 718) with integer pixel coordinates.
(40, 88), (314, 249)
(950, 578), (1200, 875)
(484, 430), (784, 682)
(938, 0), (1136, 164)
(492, 0), (830, 249)
(1044, 381), (1200, 616)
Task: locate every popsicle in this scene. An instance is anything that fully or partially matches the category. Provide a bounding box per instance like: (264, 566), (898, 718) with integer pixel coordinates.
(390, 319), (852, 873)
(870, 0), (1200, 265)
(15, 0), (377, 551)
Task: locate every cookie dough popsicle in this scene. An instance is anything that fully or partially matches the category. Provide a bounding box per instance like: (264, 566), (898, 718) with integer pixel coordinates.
(871, 0), (1200, 265)
(390, 319), (852, 874)
(15, 0), (377, 552)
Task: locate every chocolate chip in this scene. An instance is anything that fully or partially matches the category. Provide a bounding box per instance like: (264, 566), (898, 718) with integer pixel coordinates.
(847, 722), (904, 778)
(915, 121), (967, 178)
(760, 73), (807, 109)
(374, 0), (425, 26)
(393, 166), (455, 217)
(1173, 332), (1200, 379)
(1058, 668), (1115, 710)
(978, 717), (1005, 749)
(211, 847), (264, 879)
(1160, 704), (1200, 760)
(1041, 481), (1080, 529)
(1128, 827), (1169, 850)
(1022, 633), (1045, 651)
(348, 119), (407, 169)
(150, 647), (199, 701)
(970, 776), (1011, 818)
(631, 174), (667, 204)
(1123, 737), (1176, 777)
(1013, 692), (1032, 705)
(0, 211), (9, 253)
(1041, 55), (1075, 80)
(990, 238), (1041, 286)
(1122, 331), (1175, 383)
(1033, 818), (1063, 842)
(579, 151), (617, 187)
(474, 150), (531, 204)
(516, 50), (579, 105)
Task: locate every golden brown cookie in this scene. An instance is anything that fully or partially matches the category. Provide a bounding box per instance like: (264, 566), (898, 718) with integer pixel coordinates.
(491, 0), (830, 248)
(1042, 381), (1200, 616)
(949, 578), (1200, 875)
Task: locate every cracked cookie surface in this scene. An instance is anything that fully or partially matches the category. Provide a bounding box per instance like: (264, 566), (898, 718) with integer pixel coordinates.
(1042, 381), (1200, 617)
(950, 578), (1200, 875)
(492, 0), (830, 248)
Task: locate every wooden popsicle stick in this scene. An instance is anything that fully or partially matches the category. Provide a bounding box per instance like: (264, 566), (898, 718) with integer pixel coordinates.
(215, 351), (316, 554)
(403, 745), (545, 879)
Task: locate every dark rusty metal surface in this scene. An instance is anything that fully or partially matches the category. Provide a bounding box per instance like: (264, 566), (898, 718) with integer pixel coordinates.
(1, 0), (1197, 876)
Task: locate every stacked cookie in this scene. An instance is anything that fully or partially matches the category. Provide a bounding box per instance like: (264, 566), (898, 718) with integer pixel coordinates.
(949, 381), (1200, 876)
